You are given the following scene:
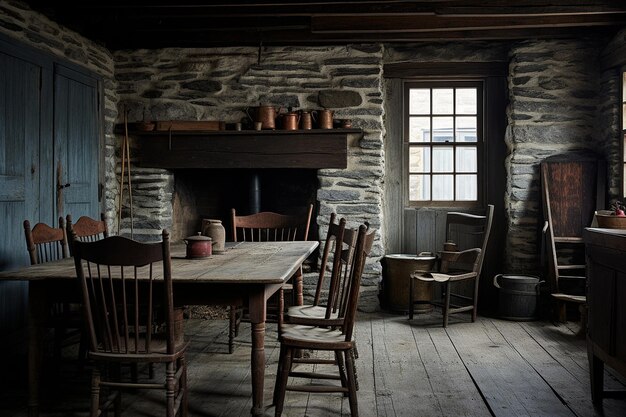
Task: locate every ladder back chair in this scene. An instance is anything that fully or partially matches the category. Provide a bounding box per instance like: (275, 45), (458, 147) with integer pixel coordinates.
(72, 230), (188, 417)
(541, 154), (604, 327)
(409, 205), (494, 327)
(227, 204), (313, 353)
(273, 224), (375, 417)
(24, 217), (84, 359)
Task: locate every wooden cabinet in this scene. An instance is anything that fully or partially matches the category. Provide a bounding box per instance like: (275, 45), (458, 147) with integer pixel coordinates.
(583, 228), (626, 404)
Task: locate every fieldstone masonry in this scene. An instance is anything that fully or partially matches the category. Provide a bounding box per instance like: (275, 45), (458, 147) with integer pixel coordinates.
(3, 1), (626, 311)
(114, 45), (386, 310)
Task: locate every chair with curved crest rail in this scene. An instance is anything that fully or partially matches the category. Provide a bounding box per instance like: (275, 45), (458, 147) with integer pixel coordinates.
(66, 213), (109, 249)
(72, 230), (188, 417)
(24, 217), (85, 360)
(228, 204), (313, 354)
(273, 224), (375, 417)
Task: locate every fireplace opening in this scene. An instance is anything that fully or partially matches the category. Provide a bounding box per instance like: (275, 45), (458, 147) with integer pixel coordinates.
(171, 168), (320, 243)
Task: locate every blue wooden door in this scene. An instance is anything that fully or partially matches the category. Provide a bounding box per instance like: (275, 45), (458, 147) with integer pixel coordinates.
(53, 64), (100, 221)
(0, 50), (48, 328)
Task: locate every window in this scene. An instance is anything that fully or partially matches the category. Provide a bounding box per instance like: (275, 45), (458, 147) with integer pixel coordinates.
(404, 82), (483, 206)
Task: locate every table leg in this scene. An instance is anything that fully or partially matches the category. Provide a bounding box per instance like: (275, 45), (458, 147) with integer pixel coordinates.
(248, 290), (267, 417)
(294, 266), (303, 306)
(28, 282), (46, 417)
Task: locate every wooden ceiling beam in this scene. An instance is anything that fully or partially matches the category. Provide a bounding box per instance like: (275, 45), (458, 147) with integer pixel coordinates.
(311, 13), (626, 33)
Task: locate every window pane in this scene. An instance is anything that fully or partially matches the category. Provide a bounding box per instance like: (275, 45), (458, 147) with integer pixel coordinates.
(456, 147), (477, 172)
(433, 89), (453, 114)
(432, 175), (454, 200)
(456, 88), (477, 114)
(455, 116), (477, 142)
(409, 117), (431, 143)
(432, 117), (453, 142)
(410, 174), (430, 201)
(409, 89), (430, 114)
(456, 175), (477, 200)
(409, 146), (430, 173)
(433, 147), (453, 173)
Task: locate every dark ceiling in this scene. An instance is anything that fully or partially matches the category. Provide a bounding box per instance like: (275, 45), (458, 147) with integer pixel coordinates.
(23, 0), (626, 50)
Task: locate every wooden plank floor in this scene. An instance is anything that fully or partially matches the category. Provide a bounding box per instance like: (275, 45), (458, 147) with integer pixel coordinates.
(1, 311), (625, 417)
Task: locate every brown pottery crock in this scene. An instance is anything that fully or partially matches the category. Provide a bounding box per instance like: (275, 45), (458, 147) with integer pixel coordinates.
(184, 232), (213, 258)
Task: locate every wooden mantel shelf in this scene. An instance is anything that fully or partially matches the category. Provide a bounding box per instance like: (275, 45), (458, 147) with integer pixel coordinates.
(127, 129), (361, 170)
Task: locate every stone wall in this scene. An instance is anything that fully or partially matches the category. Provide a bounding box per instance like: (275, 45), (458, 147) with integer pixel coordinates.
(504, 38), (606, 274)
(114, 45), (386, 310)
(3, 1), (624, 310)
(0, 1), (118, 231)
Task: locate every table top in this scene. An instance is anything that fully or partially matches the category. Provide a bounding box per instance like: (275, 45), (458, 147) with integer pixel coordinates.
(0, 241), (318, 284)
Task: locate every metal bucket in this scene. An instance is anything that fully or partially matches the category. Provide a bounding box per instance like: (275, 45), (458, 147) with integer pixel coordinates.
(382, 254), (436, 314)
(493, 274), (542, 321)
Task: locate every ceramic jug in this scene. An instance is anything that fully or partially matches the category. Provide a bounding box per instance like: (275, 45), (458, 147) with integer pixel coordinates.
(202, 219), (226, 253)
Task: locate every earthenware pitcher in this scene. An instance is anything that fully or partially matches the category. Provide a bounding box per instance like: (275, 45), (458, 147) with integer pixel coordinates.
(201, 219), (226, 253)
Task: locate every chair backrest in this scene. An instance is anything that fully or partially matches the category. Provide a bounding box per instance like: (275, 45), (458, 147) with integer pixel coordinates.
(67, 213), (109, 255)
(67, 213), (109, 242)
(24, 217), (69, 265)
(72, 230), (176, 355)
(342, 225), (376, 342)
(312, 214), (361, 318)
(444, 204), (494, 276)
(231, 204), (313, 242)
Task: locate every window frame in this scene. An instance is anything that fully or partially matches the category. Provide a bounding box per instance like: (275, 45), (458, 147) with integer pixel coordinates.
(403, 80), (485, 208)
(621, 69), (626, 199)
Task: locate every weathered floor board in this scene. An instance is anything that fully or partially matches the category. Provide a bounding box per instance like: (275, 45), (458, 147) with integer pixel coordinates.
(1, 312), (625, 417)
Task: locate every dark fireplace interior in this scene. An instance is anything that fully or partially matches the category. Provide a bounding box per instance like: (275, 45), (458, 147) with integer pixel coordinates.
(172, 169), (320, 243)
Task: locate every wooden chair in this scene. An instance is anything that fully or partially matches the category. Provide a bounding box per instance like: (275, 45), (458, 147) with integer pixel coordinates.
(541, 154), (605, 327)
(409, 205), (494, 327)
(228, 204), (313, 354)
(273, 224), (375, 417)
(285, 213), (358, 326)
(66, 213), (109, 254)
(24, 217), (81, 359)
(72, 230), (188, 417)
(24, 218), (69, 265)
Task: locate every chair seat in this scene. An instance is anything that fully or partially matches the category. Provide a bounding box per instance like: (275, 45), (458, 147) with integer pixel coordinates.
(280, 324), (352, 350)
(91, 335), (189, 362)
(552, 293), (586, 303)
(286, 305), (340, 325)
(412, 271), (477, 283)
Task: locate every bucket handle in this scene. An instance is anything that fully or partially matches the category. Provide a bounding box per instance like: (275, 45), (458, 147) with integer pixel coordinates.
(493, 273), (503, 289)
(493, 274), (545, 291)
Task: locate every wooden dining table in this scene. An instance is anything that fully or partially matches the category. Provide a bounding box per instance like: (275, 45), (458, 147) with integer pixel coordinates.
(0, 240), (318, 417)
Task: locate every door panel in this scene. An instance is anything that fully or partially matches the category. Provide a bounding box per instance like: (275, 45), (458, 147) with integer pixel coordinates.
(54, 65), (100, 221)
(0, 51), (43, 332)
(0, 51), (42, 269)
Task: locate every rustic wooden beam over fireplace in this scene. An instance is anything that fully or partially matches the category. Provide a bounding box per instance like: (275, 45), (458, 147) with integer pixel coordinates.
(130, 129), (361, 170)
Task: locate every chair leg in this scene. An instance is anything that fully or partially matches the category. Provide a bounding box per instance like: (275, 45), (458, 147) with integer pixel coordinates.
(335, 351), (348, 395)
(471, 278), (479, 322)
(350, 347), (360, 391)
(228, 306), (237, 354)
(273, 344), (286, 406)
(180, 356), (188, 417)
(166, 362), (175, 417)
(408, 277), (415, 320)
(443, 281), (451, 328)
(90, 368), (101, 417)
(344, 349), (359, 417)
(274, 346), (293, 417)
